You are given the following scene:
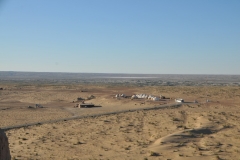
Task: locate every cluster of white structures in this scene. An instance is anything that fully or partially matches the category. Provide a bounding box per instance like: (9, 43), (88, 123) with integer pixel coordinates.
(115, 94), (126, 98)
(131, 94), (160, 101)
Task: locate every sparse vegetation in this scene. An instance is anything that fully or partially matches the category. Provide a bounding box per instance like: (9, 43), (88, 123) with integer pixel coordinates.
(2, 80), (240, 159)
(150, 151), (159, 156)
(172, 117), (180, 121)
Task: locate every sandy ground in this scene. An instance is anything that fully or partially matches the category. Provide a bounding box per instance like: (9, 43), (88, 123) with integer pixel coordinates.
(0, 84), (240, 159)
(0, 84), (173, 128)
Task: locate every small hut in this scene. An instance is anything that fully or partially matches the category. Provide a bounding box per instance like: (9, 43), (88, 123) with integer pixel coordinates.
(80, 103), (95, 108)
(160, 95), (165, 99)
(77, 97), (84, 101)
(152, 97), (160, 101)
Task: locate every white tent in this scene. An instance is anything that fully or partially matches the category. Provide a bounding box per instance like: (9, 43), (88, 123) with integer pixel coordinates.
(121, 94), (126, 98)
(131, 95), (138, 99)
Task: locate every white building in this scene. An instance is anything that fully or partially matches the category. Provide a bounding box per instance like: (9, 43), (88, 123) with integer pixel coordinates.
(175, 99), (184, 103)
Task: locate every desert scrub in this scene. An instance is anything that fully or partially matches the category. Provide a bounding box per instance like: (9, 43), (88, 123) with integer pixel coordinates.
(172, 117), (180, 121)
(149, 151), (159, 156)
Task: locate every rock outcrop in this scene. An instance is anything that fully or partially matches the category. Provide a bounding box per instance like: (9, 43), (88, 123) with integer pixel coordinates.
(0, 129), (11, 160)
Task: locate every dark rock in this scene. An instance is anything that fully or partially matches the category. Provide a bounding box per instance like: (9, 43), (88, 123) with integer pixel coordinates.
(0, 129), (11, 160)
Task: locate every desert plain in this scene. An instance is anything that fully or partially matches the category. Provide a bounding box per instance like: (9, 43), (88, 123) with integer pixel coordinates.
(1, 74), (240, 160)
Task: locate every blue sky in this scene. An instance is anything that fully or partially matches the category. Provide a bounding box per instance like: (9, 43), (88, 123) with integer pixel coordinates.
(0, 0), (240, 74)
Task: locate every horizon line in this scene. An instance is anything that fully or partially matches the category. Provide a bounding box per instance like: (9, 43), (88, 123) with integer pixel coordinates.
(0, 71), (239, 76)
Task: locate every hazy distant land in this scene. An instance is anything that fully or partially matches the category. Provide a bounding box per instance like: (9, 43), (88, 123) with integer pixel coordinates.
(0, 71), (240, 86)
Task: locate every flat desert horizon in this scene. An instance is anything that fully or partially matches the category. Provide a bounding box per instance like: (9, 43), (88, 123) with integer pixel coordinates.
(1, 72), (240, 159)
